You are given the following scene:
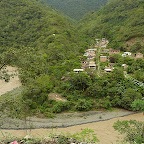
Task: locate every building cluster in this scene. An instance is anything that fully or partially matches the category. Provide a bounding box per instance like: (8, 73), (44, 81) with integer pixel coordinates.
(82, 49), (97, 70)
(73, 48), (97, 73)
(73, 37), (143, 74)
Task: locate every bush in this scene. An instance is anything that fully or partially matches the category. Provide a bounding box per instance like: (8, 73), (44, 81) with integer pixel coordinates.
(52, 101), (71, 113)
(75, 99), (93, 111)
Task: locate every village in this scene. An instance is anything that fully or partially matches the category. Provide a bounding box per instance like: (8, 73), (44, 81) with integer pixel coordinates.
(73, 38), (144, 75)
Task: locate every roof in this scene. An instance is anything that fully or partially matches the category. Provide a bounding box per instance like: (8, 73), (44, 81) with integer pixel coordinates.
(73, 69), (84, 72)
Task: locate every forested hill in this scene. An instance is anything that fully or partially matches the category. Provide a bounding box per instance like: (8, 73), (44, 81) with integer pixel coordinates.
(0, 0), (83, 49)
(0, 0), (87, 83)
(79, 0), (144, 52)
(41, 0), (108, 20)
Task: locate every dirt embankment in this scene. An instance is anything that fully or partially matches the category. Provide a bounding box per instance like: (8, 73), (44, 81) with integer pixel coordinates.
(0, 66), (21, 96)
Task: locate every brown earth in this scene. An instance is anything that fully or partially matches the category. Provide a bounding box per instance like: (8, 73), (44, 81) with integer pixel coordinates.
(0, 66), (21, 96)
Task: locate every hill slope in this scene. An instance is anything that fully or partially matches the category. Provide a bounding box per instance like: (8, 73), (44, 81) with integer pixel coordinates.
(79, 0), (144, 52)
(42, 0), (108, 20)
(0, 0), (88, 82)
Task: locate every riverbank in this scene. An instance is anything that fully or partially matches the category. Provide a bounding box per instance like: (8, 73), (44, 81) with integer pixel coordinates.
(0, 109), (135, 129)
(0, 112), (143, 144)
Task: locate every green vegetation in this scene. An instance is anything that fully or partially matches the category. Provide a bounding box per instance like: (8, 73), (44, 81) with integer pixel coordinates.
(41, 0), (108, 20)
(0, 0), (144, 118)
(79, 0), (144, 52)
(114, 120), (144, 144)
(0, 128), (99, 144)
(114, 101), (144, 144)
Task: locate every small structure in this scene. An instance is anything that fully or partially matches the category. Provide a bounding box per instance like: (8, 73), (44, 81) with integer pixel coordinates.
(73, 69), (84, 73)
(122, 53), (126, 57)
(104, 67), (113, 72)
(100, 56), (107, 62)
(135, 53), (143, 59)
(86, 49), (97, 52)
(81, 61), (88, 69)
(101, 45), (107, 48)
(109, 63), (115, 67)
(124, 52), (131, 56)
(88, 61), (96, 69)
(122, 64), (128, 69)
(101, 49), (109, 53)
(109, 49), (120, 55)
(122, 52), (132, 57)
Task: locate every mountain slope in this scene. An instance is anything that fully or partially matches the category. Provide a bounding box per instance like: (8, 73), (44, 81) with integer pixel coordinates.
(0, 0), (80, 49)
(0, 0), (87, 82)
(79, 0), (144, 52)
(42, 0), (108, 20)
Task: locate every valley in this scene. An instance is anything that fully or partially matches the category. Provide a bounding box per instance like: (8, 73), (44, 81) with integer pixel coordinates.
(0, 0), (144, 143)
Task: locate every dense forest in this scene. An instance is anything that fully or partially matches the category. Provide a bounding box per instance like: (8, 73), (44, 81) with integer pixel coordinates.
(41, 0), (108, 20)
(79, 0), (144, 53)
(0, 0), (144, 118)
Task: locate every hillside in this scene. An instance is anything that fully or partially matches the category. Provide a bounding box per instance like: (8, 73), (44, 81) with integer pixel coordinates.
(79, 0), (144, 52)
(0, 0), (87, 80)
(41, 0), (108, 20)
(0, 0), (89, 118)
(0, 0), (144, 119)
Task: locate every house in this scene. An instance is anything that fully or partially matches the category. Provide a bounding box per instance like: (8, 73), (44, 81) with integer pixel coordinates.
(81, 61), (88, 69)
(86, 49), (97, 53)
(124, 52), (131, 56)
(122, 52), (132, 57)
(73, 69), (84, 73)
(101, 49), (109, 53)
(104, 68), (113, 72)
(88, 61), (96, 69)
(104, 67), (114, 72)
(122, 64), (128, 69)
(100, 56), (107, 62)
(109, 49), (120, 55)
(135, 53), (143, 59)
(122, 53), (127, 57)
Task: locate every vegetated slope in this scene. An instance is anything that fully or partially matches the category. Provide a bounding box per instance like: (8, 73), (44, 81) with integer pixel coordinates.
(0, 0), (89, 118)
(0, 0), (86, 81)
(0, 0), (143, 119)
(79, 0), (144, 52)
(41, 0), (108, 20)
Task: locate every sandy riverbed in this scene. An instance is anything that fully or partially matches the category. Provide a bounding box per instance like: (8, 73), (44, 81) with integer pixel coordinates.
(0, 113), (143, 144)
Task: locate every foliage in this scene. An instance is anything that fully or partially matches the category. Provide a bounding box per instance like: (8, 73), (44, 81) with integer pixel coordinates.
(113, 120), (144, 144)
(120, 88), (142, 110)
(79, 0), (144, 51)
(52, 101), (71, 113)
(42, 0), (108, 20)
(71, 128), (99, 143)
(75, 99), (93, 111)
(131, 99), (144, 112)
(0, 128), (99, 144)
(0, 0), (144, 117)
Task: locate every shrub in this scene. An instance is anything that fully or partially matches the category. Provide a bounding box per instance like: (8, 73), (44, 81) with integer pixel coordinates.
(75, 99), (93, 111)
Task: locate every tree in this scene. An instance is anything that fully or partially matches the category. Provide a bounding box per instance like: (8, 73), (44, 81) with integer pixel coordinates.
(131, 99), (144, 140)
(131, 99), (144, 114)
(69, 73), (91, 91)
(120, 88), (142, 109)
(113, 120), (144, 144)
